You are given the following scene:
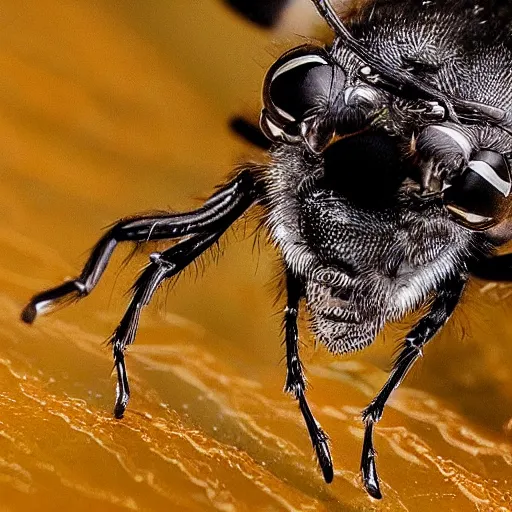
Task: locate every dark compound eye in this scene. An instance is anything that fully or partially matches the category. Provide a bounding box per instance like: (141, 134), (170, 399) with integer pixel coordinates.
(268, 51), (332, 122)
(443, 150), (512, 229)
(260, 45), (343, 143)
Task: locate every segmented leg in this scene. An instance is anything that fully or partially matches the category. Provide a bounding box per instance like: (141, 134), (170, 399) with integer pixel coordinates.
(111, 231), (222, 418)
(21, 167), (262, 417)
(21, 169), (260, 324)
(284, 270), (333, 483)
(360, 275), (466, 499)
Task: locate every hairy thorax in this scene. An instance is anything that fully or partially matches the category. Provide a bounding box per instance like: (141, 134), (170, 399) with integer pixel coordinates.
(265, 145), (483, 354)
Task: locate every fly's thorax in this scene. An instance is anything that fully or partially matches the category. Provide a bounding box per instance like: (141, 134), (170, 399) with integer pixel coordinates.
(263, 130), (490, 355)
(273, 174), (480, 354)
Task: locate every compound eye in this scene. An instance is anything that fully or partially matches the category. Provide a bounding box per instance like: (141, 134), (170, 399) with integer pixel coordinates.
(260, 45), (338, 142)
(443, 150), (512, 229)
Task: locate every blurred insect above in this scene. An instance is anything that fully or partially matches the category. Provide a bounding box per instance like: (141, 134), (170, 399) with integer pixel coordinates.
(21, 0), (512, 500)
(223, 0), (292, 28)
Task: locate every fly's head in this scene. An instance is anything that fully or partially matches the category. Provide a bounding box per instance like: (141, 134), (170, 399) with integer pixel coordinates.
(261, 1), (512, 236)
(261, 1), (511, 354)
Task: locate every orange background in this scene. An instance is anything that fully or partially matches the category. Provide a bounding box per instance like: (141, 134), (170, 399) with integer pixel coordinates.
(1, 1), (512, 510)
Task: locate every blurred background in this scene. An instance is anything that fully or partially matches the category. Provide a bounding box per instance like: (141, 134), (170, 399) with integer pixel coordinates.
(1, 0), (512, 510)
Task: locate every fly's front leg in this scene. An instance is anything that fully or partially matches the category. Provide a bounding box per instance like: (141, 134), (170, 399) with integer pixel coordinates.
(360, 275), (466, 499)
(111, 231), (222, 418)
(284, 270), (333, 483)
(21, 166), (263, 419)
(21, 168), (260, 324)
(107, 170), (259, 418)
